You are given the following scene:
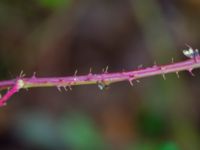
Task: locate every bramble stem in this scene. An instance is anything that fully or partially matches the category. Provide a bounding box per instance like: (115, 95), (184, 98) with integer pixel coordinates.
(0, 56), (200, 107)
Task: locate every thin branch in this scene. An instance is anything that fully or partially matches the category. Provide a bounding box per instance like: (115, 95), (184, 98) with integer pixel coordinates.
(0, 79), (24, 106)
(0, 54), (200, 107)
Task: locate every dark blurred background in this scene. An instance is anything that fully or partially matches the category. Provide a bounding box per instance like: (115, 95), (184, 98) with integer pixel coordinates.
(0, 0), (200, 149)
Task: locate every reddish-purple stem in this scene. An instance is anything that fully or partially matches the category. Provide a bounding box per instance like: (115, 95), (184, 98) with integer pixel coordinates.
(0, 56), (200, 107)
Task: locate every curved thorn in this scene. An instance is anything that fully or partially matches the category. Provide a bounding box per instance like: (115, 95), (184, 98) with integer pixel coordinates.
(32, 72), (36, 78)
(138, 64), (143, 69)
(105, 65), (109, 73)
(176, 72), (180, 78)
(68, 85), (72, 91)
(154, 61), (157, 66)
(188, 69), (195, 76)
(19, 70), (26, 78)
(129, 79), (134, 86)
(63, 86), (68, 92)
(161, 67), (166, 80)
(162, 74), (166, 80)
(74, 69), (78, 76)
(171, 57), (174, 63)
(136, 80), (140, 83)
(57, 86), (62, 92)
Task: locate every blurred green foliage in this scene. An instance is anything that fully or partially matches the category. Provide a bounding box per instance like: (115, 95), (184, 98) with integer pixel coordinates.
(160, 142), (179, 150)
(15, 112), (61, 149)
(59, 113), (105, 150)
(131, 141), (179, 150)
(15, 112), (105, 150)
(37, 0), (71, 9)
(137, 110), (167, 138)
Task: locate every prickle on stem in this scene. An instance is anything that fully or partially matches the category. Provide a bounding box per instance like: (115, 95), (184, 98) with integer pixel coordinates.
(176, 72), (180, 78)
(188, 68), (195, 76)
